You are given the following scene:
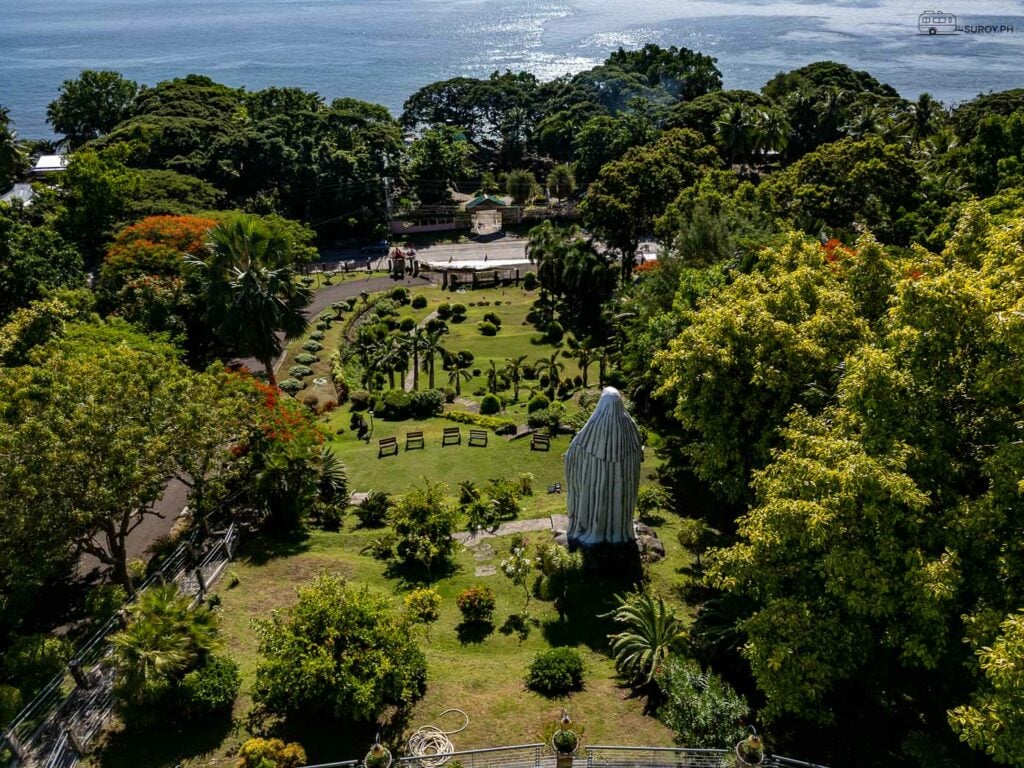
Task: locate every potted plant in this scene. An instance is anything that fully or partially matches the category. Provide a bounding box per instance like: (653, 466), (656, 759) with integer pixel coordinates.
(552, 710), (579, 768)
(365, 738), (393, 768)
(735, 729), (764, 766)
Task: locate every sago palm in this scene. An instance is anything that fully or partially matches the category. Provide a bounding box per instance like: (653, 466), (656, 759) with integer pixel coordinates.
(606, 592), (686, 685)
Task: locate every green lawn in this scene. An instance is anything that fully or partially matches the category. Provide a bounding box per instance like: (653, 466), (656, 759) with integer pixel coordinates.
(89, 513), (690, 768)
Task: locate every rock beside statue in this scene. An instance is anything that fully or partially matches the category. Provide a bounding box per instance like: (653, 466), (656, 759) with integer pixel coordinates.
(564, 387), (642, 548)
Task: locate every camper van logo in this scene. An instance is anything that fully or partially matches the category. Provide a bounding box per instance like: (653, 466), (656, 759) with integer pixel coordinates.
(918, 10), (1016, 34)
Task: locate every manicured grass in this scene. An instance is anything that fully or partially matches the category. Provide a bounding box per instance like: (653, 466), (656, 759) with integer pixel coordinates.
(89, 514), (689, 767)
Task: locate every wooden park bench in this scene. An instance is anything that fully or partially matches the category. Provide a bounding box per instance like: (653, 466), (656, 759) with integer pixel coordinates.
(531, 433), (551, 452)
(405, 431), (425, 450)
(442, 427), (462, 446)
(378, 436), (399, 458)
(468, 429), (488, 447)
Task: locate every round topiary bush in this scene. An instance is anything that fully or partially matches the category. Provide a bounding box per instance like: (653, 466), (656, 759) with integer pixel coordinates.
(545, 321), (564, 344)
(404, 588), (442, 624)
(480, 393), (501, 415)
(411, 295), (428, 309)
(483, 312), (502, 327)
(437, 303), (452, 320)
(478, 321), (498, 336)
(426, 318), (448, 334)
(309, 331), (326, 341)
(390, 286), (409, 304)
(398, 317), (416, 332)
(526, 647), (585, 696)
(349, 390), (371, 411)
(523, 272), (538, 290)
(295, 352), (318, 365)
(279, 379), (304, 395)
(450, 303), (468, 322)
(289, 365), (314, 379)
(528, 394), (550, 413)
(456, 586), (496, 624)
(302, 340), (323, 353)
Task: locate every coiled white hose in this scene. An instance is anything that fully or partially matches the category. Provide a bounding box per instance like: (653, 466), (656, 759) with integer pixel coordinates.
(407, 709), (470, 767)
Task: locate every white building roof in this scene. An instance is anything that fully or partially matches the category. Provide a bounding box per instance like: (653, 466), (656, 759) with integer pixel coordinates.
(31, 154), (68, 173)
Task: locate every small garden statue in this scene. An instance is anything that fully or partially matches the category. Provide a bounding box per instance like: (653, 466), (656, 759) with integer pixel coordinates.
(552, 710), (579, 768)
(565, 387), (642, 547)
(735, 727), (764, 766)
(365, 736), (393, 768)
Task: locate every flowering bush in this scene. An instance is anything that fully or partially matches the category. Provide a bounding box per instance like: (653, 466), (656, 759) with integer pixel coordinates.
(501, 544), (533, 610)
(456, 586), (496, 624)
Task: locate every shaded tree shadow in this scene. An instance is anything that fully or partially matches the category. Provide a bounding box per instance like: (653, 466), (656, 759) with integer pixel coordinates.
(383, 557), (460, 588)
(455, 620), (495, 644)
(240, 529), (312, 566)
(90, 710), (236, 768)
(499, 612), (538, 642)
(257, 706), (414, 765)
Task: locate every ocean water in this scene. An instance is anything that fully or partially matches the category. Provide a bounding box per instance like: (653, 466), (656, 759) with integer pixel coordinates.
(1, 0), (1023, 138)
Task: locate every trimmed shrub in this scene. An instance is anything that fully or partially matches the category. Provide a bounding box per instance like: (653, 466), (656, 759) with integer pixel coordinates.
(301, 340), (323, 353)
(545, 321), (564, 344)
(410, 389), (444, 418)
(237, 738), (307, 768)
(478, 321), (498, 336)
(527, 394), (550, 413)
(526, 647), (585, 696)
(279, 379), (304, 395)
(480, 393), (501, 415)
(443, 387), (457, 403)
(289, 364), (314, 379)
(451, 303), (468, 319)
(309, 331), (326, 341)
(390, 286), (409, 303)
(355, 491), (392, 528)
(179, 655), (240, 719)
(411, 295), (428, 309)
(379, 390), (413, 420)
(404, 588), (442, 624)
(441, 411), (517, 434)
(482, 312), (502, 327)
(437, 302), (452, 320)
(399, 317), (417, 332)
(349, 390), (371, 411)
(523, 272), (538, 290)
(426, 318), (448, 334)
(295, 352), (318, 365)
(456, 586), (496, 624)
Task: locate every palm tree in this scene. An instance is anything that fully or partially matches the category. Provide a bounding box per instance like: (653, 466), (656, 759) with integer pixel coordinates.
(606, 592), (686, 685)
(110, 585), (219, 705)
(751, 107), (789, 161)
(535, 352), (565, 399)
(911, 92), (944, 145)
(503, 354), (528, 401)
(714, 104), (752, 167)
(190, 215), (312, 387)
(564, 336), (595, 388)
(0, 106), (26, 187)
(485, 360), (502, 394)
(447, 365), (471, 396)
(419, 328), (447, 390)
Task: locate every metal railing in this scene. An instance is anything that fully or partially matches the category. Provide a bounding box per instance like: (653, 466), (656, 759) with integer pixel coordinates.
(398, 744), (545, 768)
(2, 521), (241, 768)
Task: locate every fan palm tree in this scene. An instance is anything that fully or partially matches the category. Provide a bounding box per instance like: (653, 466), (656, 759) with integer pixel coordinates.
(503, 354), (528, 401)
(535, 352), (565, 399)
(190, 215), (312, 387)
(606, 592), (686, 685)
(447, 365), (472, 396)
(110, 585), (219, 705)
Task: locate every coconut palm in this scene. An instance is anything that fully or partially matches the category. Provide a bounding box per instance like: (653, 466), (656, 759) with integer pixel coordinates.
(503, 354), (528, 401)
(447, 366), (472, 396)
(418, 328), (448, 390)
(714, 104), (752, 167)
(190, 215), (312, 387)
(0, 106), (26, 187)
(564, 336), (595, 388)
(535, 352), (565, 399)
(606, 592), (686, 685)
(910, 92), (944, 145)
(486, 360), (501, 394)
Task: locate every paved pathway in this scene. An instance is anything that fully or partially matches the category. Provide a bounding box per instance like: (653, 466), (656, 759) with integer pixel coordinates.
(453, 513), (568, 546)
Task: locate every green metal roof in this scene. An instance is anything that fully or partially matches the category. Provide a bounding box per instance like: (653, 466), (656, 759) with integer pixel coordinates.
(465, 194), (507, 209)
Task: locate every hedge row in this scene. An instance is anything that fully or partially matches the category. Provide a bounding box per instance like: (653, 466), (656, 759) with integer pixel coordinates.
(441, 411), (518, 435)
